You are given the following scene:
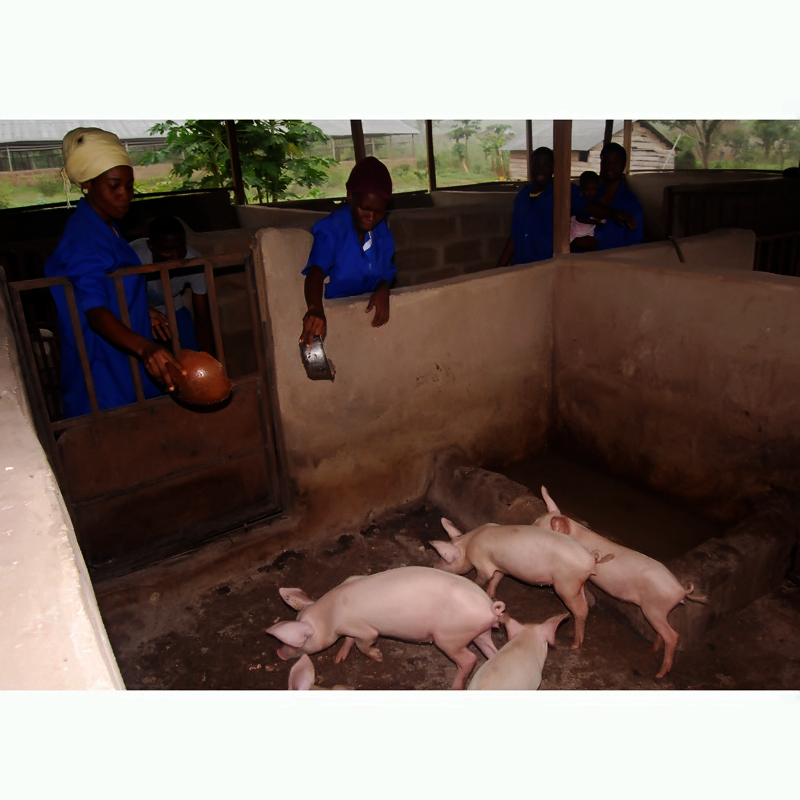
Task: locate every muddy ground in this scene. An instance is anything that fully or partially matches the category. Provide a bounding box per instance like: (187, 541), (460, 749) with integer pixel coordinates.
(95, 501), (800, 692)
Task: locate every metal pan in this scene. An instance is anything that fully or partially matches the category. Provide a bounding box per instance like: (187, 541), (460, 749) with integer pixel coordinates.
(300, 336), (335, 381)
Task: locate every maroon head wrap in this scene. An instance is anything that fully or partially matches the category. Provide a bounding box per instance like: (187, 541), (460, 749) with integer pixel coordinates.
(345, 156), (392, 199)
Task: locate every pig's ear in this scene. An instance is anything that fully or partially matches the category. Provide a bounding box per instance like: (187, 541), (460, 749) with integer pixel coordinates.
(267, 620), (315, 647)
(288, 654), (316, 690)
(279, 587), (315, 610)
(541, 486), (561, 514)
(430, 540), (460, 563)
(540, 613), (569, 646)
(550, 515), (571, 536)
(440, 518), (463, 540)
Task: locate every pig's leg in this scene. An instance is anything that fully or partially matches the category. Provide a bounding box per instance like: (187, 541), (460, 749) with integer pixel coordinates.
(436, 641), (478, 690)
(640, 607), (679, 679)
(472, 629), (498, 659)
(555, 581), (589, 649)
(485, 571), (505, 599)
(334, 636), (356, 663)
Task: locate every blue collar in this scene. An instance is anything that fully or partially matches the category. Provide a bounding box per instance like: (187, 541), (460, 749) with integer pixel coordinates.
(76, 197), (124, 244)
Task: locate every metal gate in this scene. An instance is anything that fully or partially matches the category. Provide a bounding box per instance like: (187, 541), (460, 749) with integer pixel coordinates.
(4, 249), (282, 574)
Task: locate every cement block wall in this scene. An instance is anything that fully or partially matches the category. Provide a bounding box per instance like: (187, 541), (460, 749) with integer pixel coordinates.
(235, 200), (514, 289)
(253, 227), (554, 535)
(552, 255), (800, 524)
(0, 280), (124, 689)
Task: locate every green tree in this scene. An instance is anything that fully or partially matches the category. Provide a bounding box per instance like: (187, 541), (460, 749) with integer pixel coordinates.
(752, 120), (797, 168)
(142, 120), (334, 203)
(447, 120), (481, 172)
(725, 123), (754, 164)
(478, 123), (513, 179)
(657, 120), (725, 169)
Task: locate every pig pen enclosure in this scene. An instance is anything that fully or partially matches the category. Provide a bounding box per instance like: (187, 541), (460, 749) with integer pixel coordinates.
(87, 225), (800, 692)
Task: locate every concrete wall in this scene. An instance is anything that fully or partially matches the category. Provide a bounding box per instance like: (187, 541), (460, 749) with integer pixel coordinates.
(586, 228), (756, 271)
(254, 227), (554, 534)
(238, 201), (514, 289)
(552, 254), (800, 523)
(0, 283), (124, 689)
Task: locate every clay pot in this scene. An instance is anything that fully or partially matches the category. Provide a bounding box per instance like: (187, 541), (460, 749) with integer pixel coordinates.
(167, 349), (232, 406)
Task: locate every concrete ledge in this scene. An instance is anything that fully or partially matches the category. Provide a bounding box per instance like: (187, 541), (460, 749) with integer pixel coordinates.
(427, 449), (798, 651)
(426, 447), (546, 531)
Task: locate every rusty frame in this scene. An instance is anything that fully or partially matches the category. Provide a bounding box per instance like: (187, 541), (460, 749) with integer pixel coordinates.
(5, 249), (282, 570)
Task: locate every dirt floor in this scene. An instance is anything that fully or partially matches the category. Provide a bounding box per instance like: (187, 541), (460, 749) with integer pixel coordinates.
(96, 501), (800, 691)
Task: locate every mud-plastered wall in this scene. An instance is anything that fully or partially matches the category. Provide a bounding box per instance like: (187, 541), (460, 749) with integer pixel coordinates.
(552, 257), (800, 522)
(255, 227), (554, 534)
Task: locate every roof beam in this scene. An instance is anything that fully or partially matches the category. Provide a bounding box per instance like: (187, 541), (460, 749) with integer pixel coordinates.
(425, 120), (437, 192)
(350, 121), (367, 163)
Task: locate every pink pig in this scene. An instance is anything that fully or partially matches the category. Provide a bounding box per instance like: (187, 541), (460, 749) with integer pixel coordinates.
(287, 655), (352, 690)
(430, 518), (613, 649)
(266, 566), (505, 690)
(535, 486), (707, 679)
(467, 613), (568, 690)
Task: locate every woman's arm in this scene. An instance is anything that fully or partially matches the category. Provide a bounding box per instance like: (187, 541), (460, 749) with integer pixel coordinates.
(300, 265), (327, 346)
(496, 234), (515, 268)
(85, 307), (186, 390)
(365, 280), (390, 327)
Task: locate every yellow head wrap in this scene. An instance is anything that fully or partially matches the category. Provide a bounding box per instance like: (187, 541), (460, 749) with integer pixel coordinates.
(60, 127), (133, 206)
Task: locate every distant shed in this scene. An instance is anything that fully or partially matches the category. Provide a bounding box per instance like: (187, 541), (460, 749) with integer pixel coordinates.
(503, 120), (675, 180)
(308, 119), (420, 161)
(0, 120), (173, 172)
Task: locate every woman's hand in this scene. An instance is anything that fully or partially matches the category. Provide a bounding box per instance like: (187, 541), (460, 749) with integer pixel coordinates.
(137, 340), (187, 391)
(149, 307), (171, 341)
(301, 306), (327, 346)
(366, 282), (390, 327)
(613, 210), (638, 230)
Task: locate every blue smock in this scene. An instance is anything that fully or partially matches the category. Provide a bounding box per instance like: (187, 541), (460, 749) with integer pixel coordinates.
(45, 199), (162, 418)
(571, 179), (644, 251)
(510, 180), (555, 265)
(302, 203), (396, 299)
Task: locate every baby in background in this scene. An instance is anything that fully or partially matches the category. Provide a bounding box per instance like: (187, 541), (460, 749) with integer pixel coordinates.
(569, 170), (604, 243)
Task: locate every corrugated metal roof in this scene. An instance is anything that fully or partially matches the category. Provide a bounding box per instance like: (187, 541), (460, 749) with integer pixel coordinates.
(503, 120), (673, 151)
(0, 120), (176, 146)
(308, 120), (420, 137)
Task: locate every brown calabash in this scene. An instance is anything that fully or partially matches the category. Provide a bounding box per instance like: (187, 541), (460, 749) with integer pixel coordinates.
(167, 349), (232, 406)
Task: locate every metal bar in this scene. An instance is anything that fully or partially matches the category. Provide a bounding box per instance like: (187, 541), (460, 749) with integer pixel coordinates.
(525, 120), (533, 182)
(244, 251), (267, 380)
(160, 265), (181, 356)
(202, 259), (227, 374)
(351, 120), (367, 163)
(112, 273), (145, 403)
(623, 120), (632, 174)
(63, 281), (101, 416)
(225, 120), (247, 206)
(553, 120), (573, 257)
(48, 374), (261, 433)
(604, 120), (614, 146)
(425, 121), (437, 192)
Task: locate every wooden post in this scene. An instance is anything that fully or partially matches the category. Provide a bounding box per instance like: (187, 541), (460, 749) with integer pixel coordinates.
(525, 120), (533, 182)
(351, 120), (367, 163)
(225, 120), (246, 206)
(425, 120), (437, 192)
(604, 119), (614, 146)
(553, 120), (573, 257)
(623, 120), (633, 174)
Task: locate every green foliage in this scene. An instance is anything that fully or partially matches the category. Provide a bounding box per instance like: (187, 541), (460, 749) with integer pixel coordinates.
(447, 120), (480, 171)
(478, 123), (513, 179)
(658, 120), (725, 168)
(142, 120), (334, 203)
(675, 149), (698, 169)
(752, 120), (798, 168)
(0, 180), (11, 209)
(33, 174), (63, 197)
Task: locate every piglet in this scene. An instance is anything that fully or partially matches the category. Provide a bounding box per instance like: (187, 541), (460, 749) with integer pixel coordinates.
(467, 613), (568, 690)
(535, 486), (707, 679)
(430, 519), (613, 649)
(267, 566), (505, 690)
(287, 654), (352, 690)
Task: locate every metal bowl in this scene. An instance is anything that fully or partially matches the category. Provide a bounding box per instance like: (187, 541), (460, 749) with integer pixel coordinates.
(300, 336), (335, 381)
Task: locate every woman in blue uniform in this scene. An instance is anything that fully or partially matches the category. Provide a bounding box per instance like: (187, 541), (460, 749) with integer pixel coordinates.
(300, 157), (396, 346)
(496, 147), (555, 267)
(570, 142), (643, 252)
(45, 127), (185, 418)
